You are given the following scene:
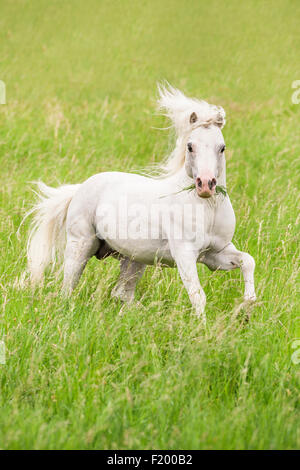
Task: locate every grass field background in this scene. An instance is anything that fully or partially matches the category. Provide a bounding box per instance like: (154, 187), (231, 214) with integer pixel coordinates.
(0, 0), (299, 449)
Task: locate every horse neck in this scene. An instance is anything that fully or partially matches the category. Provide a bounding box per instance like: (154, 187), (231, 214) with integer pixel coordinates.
(218, 157), (227, 187)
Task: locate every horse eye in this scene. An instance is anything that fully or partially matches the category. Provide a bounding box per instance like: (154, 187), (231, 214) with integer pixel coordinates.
(187, 142), (193, 152)
(220, 144), (226, 153)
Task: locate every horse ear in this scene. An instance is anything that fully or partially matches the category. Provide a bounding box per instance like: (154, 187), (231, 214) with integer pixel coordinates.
(215, 110), (226, 128)
(189, 112), (197, 124)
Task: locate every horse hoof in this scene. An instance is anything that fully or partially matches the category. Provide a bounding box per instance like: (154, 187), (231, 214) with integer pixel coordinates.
(244, 293), (256, 302)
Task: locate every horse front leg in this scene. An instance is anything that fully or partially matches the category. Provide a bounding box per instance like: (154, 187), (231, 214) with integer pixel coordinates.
(171, 244), (206, 323)
(202, 242), (256, 301)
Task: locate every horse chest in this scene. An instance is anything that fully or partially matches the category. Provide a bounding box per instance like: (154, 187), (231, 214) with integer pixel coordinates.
(206, 198), (236, 252)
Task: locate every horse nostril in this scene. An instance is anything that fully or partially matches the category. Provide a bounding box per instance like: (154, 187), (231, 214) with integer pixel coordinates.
(196, 177), (202, 188)
(208, 178), (217, 190)
(187, 142), (193, 152)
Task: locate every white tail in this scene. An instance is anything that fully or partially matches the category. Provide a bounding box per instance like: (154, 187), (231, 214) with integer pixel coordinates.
(26, 181), (81, 283)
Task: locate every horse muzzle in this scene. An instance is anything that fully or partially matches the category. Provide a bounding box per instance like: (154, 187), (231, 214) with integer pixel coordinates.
(195, 175), (217, 198)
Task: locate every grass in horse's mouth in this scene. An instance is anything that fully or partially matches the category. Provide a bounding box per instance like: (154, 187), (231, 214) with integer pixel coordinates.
(159, 184), (227, 199)
(180, 184), (227, 197)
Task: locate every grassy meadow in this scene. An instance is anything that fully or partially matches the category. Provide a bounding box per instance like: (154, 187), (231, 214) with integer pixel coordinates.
(0, 0), (299, 450)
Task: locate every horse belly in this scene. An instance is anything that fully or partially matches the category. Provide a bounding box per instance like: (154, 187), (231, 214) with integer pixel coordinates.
(93, 179), (176, 265)
(100, 236), (174, 266)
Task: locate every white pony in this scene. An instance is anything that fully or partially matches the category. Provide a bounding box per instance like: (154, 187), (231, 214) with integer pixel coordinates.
(27, 85), (256, 323)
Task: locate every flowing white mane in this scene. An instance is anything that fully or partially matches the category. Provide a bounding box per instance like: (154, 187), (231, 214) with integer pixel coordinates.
(156, 84), (226, 177)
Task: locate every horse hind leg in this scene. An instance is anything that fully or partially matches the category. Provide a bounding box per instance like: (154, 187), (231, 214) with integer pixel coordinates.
(62, 233), (100, 296)
(111, 257), (145, 303)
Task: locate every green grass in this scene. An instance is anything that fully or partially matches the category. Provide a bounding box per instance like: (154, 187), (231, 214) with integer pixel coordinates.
(0, 0), (299, 450)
